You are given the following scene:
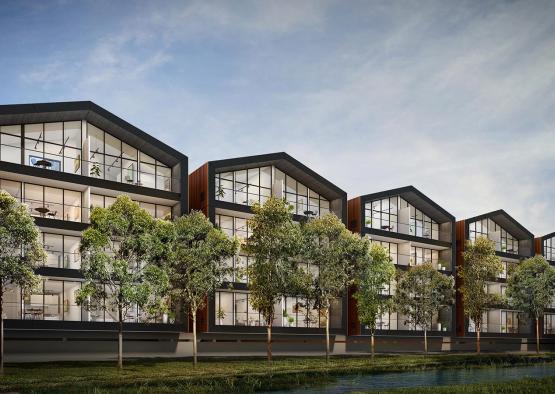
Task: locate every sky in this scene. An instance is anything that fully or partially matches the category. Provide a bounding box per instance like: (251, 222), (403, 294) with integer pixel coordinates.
(0, 0), (554, 235)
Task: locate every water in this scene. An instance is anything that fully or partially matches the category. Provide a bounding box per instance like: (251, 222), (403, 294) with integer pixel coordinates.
(265, 363), (555, 393)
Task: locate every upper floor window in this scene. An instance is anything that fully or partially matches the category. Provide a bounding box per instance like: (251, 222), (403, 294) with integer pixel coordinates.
(214, 166), (330, 217)
(0, 125), (22, 163)
(544, 236), (555, 261)
(41, 232), (81, 270)
(88, 124), (171, 191)
(0, 178), (82, 222)
(364, 196), (439, 240)
(468, 218), (519, 254)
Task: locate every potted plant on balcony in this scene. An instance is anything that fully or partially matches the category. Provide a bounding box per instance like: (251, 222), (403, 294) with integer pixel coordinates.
(216, 307), (226, 325)
(216, 185), (226, 198)
(90, 163), (101, 177)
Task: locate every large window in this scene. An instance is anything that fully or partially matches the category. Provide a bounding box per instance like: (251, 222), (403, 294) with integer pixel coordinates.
(24, 122), (82, 175)
(216, 214), (251, 283)
(0, 179), (82, 222)
(544, 236), (555, 262)
(0, 125), (22, 164)
(469, 219), (519, 254)
(214, 291), (340, 329)
(411, 246), (439, 267)
(215, 166), (272, 206)
(22, 279), (82, 321)
(215, 166), (330, 217)
(42, 233), (81, 270)
(89, 124), (171, 191)
(364, 197), (439, 239)
(500, 310), (519, 334)
(545, 313), (555, 335)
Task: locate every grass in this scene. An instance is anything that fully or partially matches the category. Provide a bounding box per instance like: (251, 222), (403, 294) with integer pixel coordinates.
(0, 353), (553, 393)
(373, 375), (555, 393)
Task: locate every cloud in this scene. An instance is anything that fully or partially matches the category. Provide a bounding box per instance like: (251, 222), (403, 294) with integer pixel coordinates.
(11, 0), (555, 234)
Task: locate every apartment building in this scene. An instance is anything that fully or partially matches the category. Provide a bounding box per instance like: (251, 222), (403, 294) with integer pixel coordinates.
(188, 152), (348, 335)
(455, 210), (535, 337)
(0, 101), (188, 355)
(347, 186), (456, 337)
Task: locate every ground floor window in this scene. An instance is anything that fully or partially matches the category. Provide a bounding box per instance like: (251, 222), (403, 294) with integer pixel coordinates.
(3, 279), (166, 323)
(544, 313), (555, 335)
(214, 291), (342, 329)
(501, 310), (519, 334)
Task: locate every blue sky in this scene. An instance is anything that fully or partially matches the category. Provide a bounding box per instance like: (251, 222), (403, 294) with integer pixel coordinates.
(1, 0), (554, 234)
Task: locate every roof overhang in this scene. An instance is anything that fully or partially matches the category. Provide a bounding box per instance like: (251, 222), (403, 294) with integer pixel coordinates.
(0, 101), (187, 167)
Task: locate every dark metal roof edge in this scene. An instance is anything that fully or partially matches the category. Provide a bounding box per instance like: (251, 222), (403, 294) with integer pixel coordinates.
(0, 101), (187, 161)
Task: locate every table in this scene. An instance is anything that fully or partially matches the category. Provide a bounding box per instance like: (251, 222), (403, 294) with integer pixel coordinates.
(35, 207), (50, 217)
(34, 159), (52, 168)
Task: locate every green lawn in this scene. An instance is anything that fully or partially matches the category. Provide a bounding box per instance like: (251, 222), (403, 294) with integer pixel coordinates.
(0, 353), (553, 393)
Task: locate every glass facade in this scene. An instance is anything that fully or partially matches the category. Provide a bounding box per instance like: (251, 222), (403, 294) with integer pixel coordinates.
(545, 313), (555, 335)
(0, 178), (82, 222)
(215, 166), (331, 217)
(544, 236), (555, 262)
(3, 280), (164, 323)
(214, 291), (341, 329)
(0, 121), (172, 191)
(468, 218), (519, 254)
(364, 196), (440, 240)
(41, 233), (81, 270)
(88, 124), (171, 191)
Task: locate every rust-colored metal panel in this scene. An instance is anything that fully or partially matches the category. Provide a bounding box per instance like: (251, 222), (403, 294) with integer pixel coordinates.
(188, 297), (209, 333)
(347, 197), (361, 234)
(188, 163), (209, 216)
(455, 220), (466, 337)
(535, 237), (543, 257)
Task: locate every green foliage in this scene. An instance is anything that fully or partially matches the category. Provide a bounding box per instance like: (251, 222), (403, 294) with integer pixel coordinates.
(354, 244), (396, 333)
(394, 263), (454, 330)
(458, 236), (503, 330)
(506, 255), (555, 320)
(0, 190), (43, 299)
(244, 197), (305, 326)
(302, 213), (370, 312)
(165, 211), (239, 314)
(76, 196), (170, 323)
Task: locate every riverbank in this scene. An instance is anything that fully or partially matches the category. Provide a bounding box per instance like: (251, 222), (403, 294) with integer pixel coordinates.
(1, 353), (553, 393)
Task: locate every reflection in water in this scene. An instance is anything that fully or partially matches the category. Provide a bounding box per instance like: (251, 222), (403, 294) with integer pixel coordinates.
(265, 364), (555, 394)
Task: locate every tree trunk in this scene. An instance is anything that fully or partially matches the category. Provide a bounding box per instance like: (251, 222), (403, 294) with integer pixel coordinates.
(424, 328), (428, 355)
(0, 289), (4, 376)
(267, 324), (272, 363)
(476, 322), (481, 354)
(118, 306), (123, 369)
(192, 308), (198, 367)
(370, 332), (375, 360)
(325, 306), (330, 362)
(536, 317), (540, 354)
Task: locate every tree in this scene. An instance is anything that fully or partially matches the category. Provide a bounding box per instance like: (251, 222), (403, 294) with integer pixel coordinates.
(302, 213), (370, 361)
(244, 197), (305, 363)
(76, 196), (170, 369)
(353, 244), (396, 359)
(458, 236), (503, 353)
(0, 191), (44, 374)
(165, 211), (238, 367)
(506, 255), (555, 354)
(394, 263), (454, 354)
